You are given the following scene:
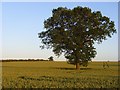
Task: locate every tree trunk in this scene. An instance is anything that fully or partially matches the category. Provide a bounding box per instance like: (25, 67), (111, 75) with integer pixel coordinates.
(74, 50), (80, 70)
(76, 62), (80, 70)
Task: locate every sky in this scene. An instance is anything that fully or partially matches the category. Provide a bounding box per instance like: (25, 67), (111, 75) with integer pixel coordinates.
(118, 2), (120, 61)
(0, 0), (1, 81)
(1, 2), (118, 61)
(1, 0), (119, 2)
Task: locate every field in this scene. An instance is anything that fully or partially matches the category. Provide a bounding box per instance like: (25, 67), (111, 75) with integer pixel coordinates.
(2, 61), (119, 88)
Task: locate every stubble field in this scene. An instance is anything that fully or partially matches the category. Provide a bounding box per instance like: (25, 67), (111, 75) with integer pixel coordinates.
(1, 61), (119, 88)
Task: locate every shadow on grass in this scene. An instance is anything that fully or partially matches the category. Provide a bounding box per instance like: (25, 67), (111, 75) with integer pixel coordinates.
(56, 67), (75, 70)
(55, 67), (92, 70)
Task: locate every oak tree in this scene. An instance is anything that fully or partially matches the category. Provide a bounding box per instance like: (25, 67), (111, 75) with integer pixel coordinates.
(38, 6), (116, 70)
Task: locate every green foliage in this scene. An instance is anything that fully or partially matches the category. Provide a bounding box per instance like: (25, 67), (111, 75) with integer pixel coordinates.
(66, 56), (88, 67)
(38, 6), (116, 67)
(48, 56), (54, 61)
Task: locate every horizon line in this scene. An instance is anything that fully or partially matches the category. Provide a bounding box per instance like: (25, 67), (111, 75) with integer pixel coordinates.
(0, 58), (119, 61)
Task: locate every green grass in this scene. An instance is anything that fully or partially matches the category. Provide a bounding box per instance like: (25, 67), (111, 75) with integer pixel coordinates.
(2, 61), (119, 88)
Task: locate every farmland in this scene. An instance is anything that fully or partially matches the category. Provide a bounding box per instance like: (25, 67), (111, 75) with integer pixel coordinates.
(2, 61), (119, 88)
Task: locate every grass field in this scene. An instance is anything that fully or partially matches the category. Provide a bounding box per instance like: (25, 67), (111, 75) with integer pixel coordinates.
(2, 61), (119, 88)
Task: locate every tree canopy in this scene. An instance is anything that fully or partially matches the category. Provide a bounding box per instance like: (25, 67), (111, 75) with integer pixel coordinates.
(48, 56), (54, 61)
(38, 6), (116, 69)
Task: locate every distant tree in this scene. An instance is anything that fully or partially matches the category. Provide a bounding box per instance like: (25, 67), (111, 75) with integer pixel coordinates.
(38, 6), (116, 70)
(48, 56), (54, 61)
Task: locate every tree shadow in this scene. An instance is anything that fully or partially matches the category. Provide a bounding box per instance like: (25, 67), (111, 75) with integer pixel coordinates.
(55, 67), (92, 70)
(54, 67), (76, 70)
(80, 68), (92, 70)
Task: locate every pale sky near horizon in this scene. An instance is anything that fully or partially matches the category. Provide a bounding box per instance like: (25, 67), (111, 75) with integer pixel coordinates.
(1, 2), (118, 61)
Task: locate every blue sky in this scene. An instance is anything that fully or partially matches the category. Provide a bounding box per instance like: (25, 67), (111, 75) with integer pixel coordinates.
(1, 0), (119, 2)
(0, 2), (2, 60)
(1, 2), (118, 61)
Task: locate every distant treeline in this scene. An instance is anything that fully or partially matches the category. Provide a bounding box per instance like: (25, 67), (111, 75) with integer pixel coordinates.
(0, 59), (53, 62)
